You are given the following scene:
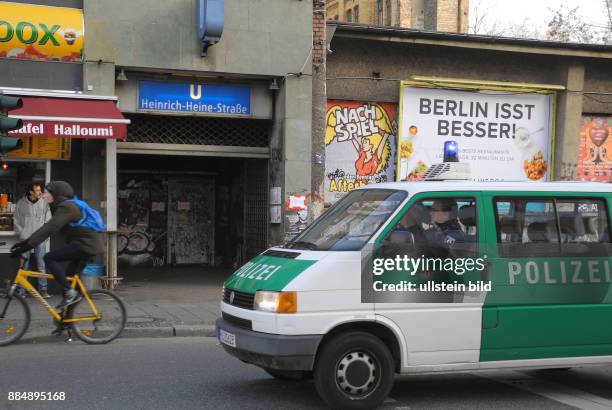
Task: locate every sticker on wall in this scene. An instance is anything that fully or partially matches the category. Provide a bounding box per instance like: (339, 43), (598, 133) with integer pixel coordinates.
(285, 193), (308, 211)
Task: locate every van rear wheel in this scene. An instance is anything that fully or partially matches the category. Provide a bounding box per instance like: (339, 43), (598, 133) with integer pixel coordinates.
(262, 368), (312, 381)
(314, 331), (394, 409)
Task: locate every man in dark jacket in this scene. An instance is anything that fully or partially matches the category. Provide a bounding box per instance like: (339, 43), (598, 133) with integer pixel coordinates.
(10, 181), (105, 309)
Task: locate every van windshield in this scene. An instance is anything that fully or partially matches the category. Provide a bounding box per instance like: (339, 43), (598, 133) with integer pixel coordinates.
(287, 189), (407, 251)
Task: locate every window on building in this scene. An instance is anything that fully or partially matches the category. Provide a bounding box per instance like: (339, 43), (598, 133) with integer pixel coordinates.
(333, 15), (339, 20)
(354, 5), (359, 23)
(385, 0), (392, 26)
(377, 0), (383, 25)
(346, 8), (353, 22)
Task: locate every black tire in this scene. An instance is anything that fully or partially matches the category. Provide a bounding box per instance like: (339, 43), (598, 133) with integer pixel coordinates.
(314, 331), (395, 409)
(0, 291), (30, 346)
(263, 367), (313, 381)
(68, 289), (127, 344)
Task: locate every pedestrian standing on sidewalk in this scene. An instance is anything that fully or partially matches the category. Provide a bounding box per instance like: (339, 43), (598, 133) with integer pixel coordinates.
(13, 182), (52, 298)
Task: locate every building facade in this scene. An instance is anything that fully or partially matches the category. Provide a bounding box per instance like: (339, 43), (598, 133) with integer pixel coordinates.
(1, 0), (315, 281)
(85, 0), (314, 274)
(0, 0), (129, 280)
(322, 23), (612, 206)
(326, 0), (469, 32)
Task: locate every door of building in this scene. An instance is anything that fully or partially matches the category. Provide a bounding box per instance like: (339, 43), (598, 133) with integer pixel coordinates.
(167, 177), (215, 265)
(243, 160), (268, 262)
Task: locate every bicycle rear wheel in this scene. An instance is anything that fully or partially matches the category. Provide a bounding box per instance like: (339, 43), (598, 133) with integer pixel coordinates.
(68, 289), (127, 344)
(0, 291), (30, 346)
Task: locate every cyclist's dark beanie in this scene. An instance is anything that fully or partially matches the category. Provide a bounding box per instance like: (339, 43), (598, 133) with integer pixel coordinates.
(45, 181), (74, 200)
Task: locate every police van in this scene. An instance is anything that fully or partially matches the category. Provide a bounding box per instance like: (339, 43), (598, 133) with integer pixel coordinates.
(216, 181), (612, 409)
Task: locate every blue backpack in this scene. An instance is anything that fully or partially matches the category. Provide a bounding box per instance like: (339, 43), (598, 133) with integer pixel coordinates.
(68, 197), (107, 233)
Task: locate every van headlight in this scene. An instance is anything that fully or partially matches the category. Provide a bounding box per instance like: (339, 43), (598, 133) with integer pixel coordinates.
(254, 291), (297, 313)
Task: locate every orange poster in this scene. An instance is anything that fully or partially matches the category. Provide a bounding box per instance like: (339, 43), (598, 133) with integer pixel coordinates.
(577, 116), (612, 183)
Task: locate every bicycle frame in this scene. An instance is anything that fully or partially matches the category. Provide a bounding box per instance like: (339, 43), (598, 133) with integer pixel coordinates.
(9, 268), (101, 323)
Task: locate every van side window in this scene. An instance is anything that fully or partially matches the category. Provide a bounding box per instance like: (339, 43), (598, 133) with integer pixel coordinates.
(495, 199), (559, 257)
(556, 199), (611, 256)
(495, 197), (612, 257)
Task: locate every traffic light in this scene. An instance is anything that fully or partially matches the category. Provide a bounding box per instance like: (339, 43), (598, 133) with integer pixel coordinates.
(0, 94), (24, 155)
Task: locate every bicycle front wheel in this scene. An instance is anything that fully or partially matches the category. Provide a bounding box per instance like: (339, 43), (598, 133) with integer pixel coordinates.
(68, 289), (127, 344)
(0, 291), (30, 346)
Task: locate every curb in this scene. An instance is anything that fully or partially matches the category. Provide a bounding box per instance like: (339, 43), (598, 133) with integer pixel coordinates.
(14, 324), (217, 345)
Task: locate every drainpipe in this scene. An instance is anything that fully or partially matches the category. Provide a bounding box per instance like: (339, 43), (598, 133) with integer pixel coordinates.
(397, 0), (400, 27)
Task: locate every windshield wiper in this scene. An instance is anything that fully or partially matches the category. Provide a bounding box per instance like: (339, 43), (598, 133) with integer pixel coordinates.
(289, 241), (320, 250)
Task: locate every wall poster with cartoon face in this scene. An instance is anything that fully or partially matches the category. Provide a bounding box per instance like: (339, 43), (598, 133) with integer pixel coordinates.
(577, 116), (612, 182)
(325, 101), (397, 205)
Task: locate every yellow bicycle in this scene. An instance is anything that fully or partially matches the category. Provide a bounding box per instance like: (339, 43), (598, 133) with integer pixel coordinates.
(1, 263), (126, 346)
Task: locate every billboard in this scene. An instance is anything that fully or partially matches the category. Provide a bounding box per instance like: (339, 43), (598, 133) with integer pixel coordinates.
(397, 84), (554, 182)
(577, 115), (612, 182)
(325, 101), (397, 204)
(0, 2), (83, 62)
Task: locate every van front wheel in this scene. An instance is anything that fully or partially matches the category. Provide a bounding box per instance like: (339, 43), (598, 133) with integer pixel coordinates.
(314, 331), (394, 409)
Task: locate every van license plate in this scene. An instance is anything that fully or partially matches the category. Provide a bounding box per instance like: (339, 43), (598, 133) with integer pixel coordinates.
(219, 329), (236, 347)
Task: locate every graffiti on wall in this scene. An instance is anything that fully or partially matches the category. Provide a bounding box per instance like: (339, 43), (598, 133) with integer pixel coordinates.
(577, 116), (612, 182)
(324, 101), (397, 205)
(117, 178), (167, 267)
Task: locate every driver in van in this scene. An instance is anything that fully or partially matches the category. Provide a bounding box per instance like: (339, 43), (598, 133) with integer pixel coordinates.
(426, 199), (469, 257)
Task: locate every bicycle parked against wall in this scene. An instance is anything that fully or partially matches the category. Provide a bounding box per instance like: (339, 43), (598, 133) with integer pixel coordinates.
(0, 255), (127, 346)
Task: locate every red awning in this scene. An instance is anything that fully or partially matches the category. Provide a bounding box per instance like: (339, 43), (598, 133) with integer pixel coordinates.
(7, 95), (129, 140)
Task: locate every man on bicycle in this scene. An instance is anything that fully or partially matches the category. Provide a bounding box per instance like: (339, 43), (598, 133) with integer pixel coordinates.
(10, 181), (105, 309)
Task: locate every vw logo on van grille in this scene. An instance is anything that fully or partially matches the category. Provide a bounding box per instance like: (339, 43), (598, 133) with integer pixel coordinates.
(229, 291), (235, 304)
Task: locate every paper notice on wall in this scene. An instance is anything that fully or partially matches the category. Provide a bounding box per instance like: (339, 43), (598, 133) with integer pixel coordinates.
(177, 201), (191, 212)
(151, 202), (166, 212)
(270, 205), (282, 223)
(285, 194), (307, 211)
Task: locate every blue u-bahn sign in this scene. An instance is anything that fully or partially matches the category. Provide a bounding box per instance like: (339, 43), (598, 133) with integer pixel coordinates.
(138, 80), (250, 116)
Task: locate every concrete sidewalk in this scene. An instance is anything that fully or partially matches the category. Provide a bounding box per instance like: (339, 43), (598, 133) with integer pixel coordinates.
(18, 266), (228, 344)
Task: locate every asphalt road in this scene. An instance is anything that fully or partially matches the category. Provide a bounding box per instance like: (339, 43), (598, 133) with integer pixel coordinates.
(1, 337), (612, 410)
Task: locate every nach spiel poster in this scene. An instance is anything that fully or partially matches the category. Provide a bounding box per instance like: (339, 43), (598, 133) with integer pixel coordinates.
(324, 100), (397, 205)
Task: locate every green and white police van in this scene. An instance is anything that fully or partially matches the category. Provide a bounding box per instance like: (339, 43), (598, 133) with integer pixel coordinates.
(216, 181), (612, 409)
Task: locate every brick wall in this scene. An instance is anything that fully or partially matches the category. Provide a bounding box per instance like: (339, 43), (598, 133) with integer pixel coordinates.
(313, 0), (326, 65)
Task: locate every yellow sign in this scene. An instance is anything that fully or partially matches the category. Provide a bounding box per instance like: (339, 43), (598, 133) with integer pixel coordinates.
(0, 2), (83, 62)
(8, 136), (71, 160)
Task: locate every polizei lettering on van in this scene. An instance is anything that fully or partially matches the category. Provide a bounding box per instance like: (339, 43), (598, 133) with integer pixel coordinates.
(507, 259), (612, 285)
(234, 261), (282, 281)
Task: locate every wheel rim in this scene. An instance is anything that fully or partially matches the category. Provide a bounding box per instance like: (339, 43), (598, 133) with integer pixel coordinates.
(70, 291), (125, 343)
(335, 350), (380, 399)
(0, 294), (29, 345)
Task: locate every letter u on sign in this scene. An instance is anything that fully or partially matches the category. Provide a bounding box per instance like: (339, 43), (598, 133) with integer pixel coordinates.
(190, 84), (202, 100)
